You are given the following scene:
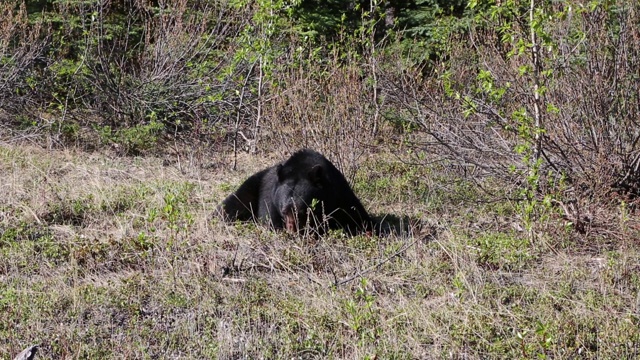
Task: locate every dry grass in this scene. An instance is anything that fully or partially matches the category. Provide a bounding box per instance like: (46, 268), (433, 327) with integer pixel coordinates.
(1, 143), (639, 359)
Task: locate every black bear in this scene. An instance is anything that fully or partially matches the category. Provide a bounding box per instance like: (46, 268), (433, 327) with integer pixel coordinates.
(219, 149), (373, 235)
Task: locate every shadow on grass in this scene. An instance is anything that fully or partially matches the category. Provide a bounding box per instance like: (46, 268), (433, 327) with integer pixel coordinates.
(373, 213), (434, 238)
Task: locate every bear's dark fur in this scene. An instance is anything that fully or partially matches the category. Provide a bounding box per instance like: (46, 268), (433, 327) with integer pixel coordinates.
(219, 149), (373, 235)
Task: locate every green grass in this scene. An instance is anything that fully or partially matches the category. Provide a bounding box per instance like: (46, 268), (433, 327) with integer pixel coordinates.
(1, 144), (639, 359)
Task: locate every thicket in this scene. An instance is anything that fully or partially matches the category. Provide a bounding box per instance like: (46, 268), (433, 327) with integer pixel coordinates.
(1, 0), (639, 232)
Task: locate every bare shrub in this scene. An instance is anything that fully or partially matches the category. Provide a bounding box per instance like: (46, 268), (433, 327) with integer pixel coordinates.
(379, 1), (640, 212)
(264, 41), (378, 181)
(36, 0), (256, 152)
(0, 1), (48, 119)
(93, 0), (246, 127)
(544, 2), (640, 197)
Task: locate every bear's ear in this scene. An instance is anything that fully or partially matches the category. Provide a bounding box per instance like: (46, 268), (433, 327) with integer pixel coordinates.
(308, 165), (324, 186)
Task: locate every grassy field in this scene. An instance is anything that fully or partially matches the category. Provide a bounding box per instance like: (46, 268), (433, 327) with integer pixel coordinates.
(1, 143), (639, 359)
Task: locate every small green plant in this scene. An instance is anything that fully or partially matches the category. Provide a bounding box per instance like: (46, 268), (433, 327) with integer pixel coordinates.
(96, 120), (164, 155)
(34, 234), (69, 263)
(161, 183), (195, 236)
(343, 278), (381, 346)
(133, 232), (154, 252)
(535, 321), (553, 354)
(516, 321), (554, 359)
(619, 200), (630, 236)
(43, 195), (95, 226)
(14, 115), (37, 129)
(347, 233), (378, 254)
(59, 121), (81, 143)
(452, 272), (466, 297)
(0, 222), (47, 244)
(475, 232), (533, 271)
